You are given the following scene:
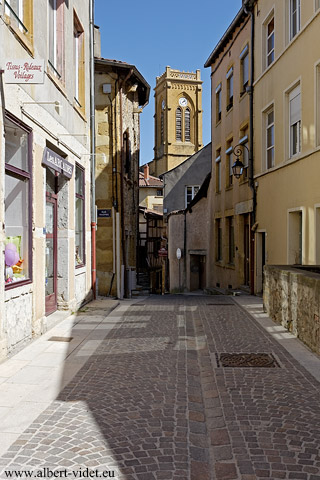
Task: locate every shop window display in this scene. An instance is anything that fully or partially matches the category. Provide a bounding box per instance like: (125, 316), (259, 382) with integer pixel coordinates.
(75, 164), (85, 266)
(4, 114), (32, 286)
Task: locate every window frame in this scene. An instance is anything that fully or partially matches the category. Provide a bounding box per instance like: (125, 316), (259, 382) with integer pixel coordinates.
(185, 107), (191, 142)
(265, 107), (275, 169)
(227, 216), (235, 265)
(240, 45), (249, 93)
(185, 185), (200, 208)
(226, 143), (233, 188)
(4, 111), (33, 290)
(215, 152), (221, 193)
(48, 0), (64, 81)
(226, 67), (234, 111)
(289, 85), (301, 158)
(5, 0), (26, 32)
(239, 133), (249, 178)
(289, 0), (301, 41)
(73, 10), (85, 111)
(266, 16), (275, 67)
(216, 83), (222, 123)
(176, 107), (182, 141)
(75, 163), (85, 268)
(216, 218), (223, 262)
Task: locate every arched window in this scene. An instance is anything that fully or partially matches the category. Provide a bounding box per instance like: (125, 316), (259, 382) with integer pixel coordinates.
(161, 111), (164, 143)
(176, 108), (182, 141)
(185, 108), (190, 142)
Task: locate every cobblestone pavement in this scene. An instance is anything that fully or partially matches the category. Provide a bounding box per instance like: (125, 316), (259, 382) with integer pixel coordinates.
(0, 295), (320, 480)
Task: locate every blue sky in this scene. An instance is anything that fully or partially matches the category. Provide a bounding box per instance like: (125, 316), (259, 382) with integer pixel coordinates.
(95, 0), (243, 166)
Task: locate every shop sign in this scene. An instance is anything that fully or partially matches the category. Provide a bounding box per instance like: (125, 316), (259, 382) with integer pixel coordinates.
(42, 147), (74, 179)
(4, 59), (44, 84)
(158, 247), (168, 257)
(97, 209), (112, 218)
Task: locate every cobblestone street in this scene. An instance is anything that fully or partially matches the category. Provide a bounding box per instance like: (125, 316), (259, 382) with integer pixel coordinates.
(0, 295), (320, 480)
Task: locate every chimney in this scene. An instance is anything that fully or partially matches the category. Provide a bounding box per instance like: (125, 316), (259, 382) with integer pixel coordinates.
(144, 164), (149, 181)
(94, 25), (101, 59)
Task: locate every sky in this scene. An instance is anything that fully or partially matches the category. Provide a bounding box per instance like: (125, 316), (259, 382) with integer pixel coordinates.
(95, 0), (243, 166)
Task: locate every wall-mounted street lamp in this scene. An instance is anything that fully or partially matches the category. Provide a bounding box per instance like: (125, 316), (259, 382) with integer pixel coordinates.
(232, 143), (249, 179)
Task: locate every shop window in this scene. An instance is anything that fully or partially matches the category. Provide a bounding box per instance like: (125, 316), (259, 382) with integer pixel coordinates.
(75, 164), (85, 267)
(74, 11), (85, 110)
(48, 0), (65, 80)
(4, 113), (32, 287)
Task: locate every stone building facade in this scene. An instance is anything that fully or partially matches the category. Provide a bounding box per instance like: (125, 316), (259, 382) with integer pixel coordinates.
(0, 0), (92, 360)
(94, 57), (150, 298)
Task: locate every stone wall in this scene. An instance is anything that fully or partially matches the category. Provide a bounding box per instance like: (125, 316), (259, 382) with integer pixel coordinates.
(264, 265), (320, 355)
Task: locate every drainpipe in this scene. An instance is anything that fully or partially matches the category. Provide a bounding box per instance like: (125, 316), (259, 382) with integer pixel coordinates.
(244, 0), (256, 295)
(89, 0), (96, 299)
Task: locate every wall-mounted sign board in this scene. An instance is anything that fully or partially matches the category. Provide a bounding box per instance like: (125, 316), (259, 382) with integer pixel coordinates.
(97, 209), (112, 218)
(4, 59), (44, 83)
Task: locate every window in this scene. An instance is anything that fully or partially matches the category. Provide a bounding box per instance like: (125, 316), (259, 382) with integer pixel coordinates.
(216, 83), (222, 122)
(123, 131), (131, 176)
(317, 0), (320, 11)
(215, 150), (221, 193)
(156, 189), (163, 197)
(240, 46), (249, 92)
(239, 131), (249, 178)
(185, 108), (191, 142)
(160, 111), (164, 143)
(185, 185), (199, 208)
(48, 0), (64, 80)
(5, 0), (26, 32)
(288, 210), (302, 264)
(226, 67), (233, 111)
(266, 107), (274, 168)
(176, 107), (182, 141)
(226, 141), (233, 187)
(227, 216), (235, 264)
(216, 218), (222, 262)
(4, 113), (32, 287)
(290, 0), (301, 40)
(266, 17), (274, 67)
(75, 164), (85, 267)
(74, 11), (85, 109)
(289, 85), (301, 157)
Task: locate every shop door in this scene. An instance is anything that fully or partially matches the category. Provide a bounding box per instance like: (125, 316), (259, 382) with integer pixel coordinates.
(45, 193), (58, 315)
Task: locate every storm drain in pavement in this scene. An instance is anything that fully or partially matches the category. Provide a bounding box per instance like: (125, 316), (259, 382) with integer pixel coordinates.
(48, 336), (73, 342)
(216, 352), (281, 368)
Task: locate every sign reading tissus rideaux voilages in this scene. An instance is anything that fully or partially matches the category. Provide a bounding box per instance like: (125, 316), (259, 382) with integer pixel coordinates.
(4, 60), (45, 83)
(42, 147), (74, 179)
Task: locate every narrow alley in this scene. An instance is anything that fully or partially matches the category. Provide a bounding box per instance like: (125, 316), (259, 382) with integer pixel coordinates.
(0, 295), (319, 480)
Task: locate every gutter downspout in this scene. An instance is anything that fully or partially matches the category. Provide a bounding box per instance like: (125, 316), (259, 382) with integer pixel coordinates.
(245, 0), (256, 295)
(89, 0), (96, 299)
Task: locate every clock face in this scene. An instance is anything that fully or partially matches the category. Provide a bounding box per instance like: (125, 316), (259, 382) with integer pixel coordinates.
(161, 100), (165, 110)
(179, 97), (188, 107)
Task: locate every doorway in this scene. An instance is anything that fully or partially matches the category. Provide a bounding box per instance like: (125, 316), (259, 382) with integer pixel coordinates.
(244, 215), (250, 286)
(256, 231), (266, 294)
(190, 254), (206, 291)
(45, 169), (58, 316)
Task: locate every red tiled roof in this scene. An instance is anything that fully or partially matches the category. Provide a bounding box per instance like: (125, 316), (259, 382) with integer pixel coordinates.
(139, 172), (163, 188)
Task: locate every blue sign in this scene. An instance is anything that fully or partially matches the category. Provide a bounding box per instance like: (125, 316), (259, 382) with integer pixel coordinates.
(97, 209), (112, 218)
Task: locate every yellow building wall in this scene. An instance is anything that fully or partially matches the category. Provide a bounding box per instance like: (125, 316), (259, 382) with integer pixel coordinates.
(254, 3), (320, 273)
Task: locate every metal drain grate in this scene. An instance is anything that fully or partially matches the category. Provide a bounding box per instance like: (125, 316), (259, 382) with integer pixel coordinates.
(48, 336), (73, 342)
(216, 353), (280, 368)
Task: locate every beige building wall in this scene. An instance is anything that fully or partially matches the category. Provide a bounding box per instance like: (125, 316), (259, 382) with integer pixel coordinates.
(205, 9), (253, 292)
(150, 66), (203, 177)
(139, 187), (163, 212)
(253, 1), (320, 292)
